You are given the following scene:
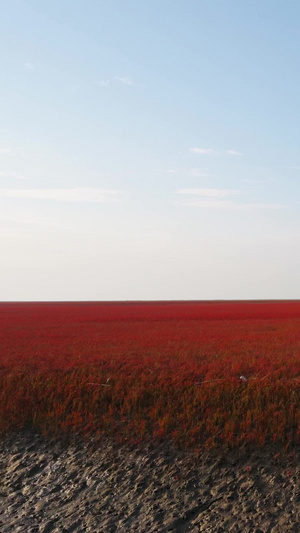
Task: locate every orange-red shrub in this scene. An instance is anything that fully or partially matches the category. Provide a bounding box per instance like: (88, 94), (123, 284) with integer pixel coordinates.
(0, 301), (299, 450)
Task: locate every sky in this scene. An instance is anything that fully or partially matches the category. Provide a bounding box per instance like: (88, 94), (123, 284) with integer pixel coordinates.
(1, 0), (300, 301)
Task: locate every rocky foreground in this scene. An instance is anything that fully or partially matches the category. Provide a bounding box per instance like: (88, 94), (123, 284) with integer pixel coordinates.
(0, 432), (299, 532)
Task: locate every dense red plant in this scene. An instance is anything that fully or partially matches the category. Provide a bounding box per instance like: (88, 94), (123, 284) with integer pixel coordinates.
(0, 301), (299, 450)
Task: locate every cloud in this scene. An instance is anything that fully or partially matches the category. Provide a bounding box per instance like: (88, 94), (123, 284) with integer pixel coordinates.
(24, 62), (35, 70)
(0, 147), (25, 156)
(225, 150), (243, 156)
(174, 188), (285, 210)
(242, 178), (274, 184)
(176, 198), (236, 208)
(0, 214), (59, 228)
(0, 171), (26, 180)
(0, 188), (122, 203)
(241, 203), (286, 209)
(190, 148), (218, 156)
(175, 188), (240, 197)
(165, 168), (213, 177)
(97, 76), (134, 88)
(190, 148), (243, 156)
(115, 76), (133, 85)
(189, 168), (212, 177)
(176, 198), (286, 210)
(98, 79), (110, 87)
(242, 179), (263, 183)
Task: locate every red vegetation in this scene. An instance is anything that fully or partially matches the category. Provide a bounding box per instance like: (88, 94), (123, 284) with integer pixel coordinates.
(0, 301), (300, 450)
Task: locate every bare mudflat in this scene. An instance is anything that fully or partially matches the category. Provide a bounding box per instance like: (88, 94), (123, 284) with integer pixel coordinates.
(0, 432), (299, 532)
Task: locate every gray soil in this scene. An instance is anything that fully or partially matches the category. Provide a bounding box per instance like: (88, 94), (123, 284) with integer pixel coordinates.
(0, 432), (299, 532)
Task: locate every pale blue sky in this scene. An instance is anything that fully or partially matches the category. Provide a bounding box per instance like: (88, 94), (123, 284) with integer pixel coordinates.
(1, 0), (299, 300)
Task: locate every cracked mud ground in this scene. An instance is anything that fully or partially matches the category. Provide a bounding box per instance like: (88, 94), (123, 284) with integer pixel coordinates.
(0, 432), (299, 532)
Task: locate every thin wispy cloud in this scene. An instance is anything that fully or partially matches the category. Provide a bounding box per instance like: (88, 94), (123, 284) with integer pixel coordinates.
(115, 76), (133, 85)
(0, 214), (59, 228)
(97, 76), (134, 88)
(176, 198), (286, 210)
(175, 188), (240, 197)
(24, 62), (35, 70)
(190, 148), (218, 156)
(225, 150), (243, 156)
(165, 168), (212, 177)
(244, 203), (286, 209)
(189, 168), (213, 177)
(242, 178), (274, 184)
(178, 198), (236, 208)
(174, 188), (285, 210)
(0, 188), (123, 203)
(0, 171), (26, 180)
(0, 147), (25, 156)
(190, 148), (243, 156)
(98, 79), (110, 87)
